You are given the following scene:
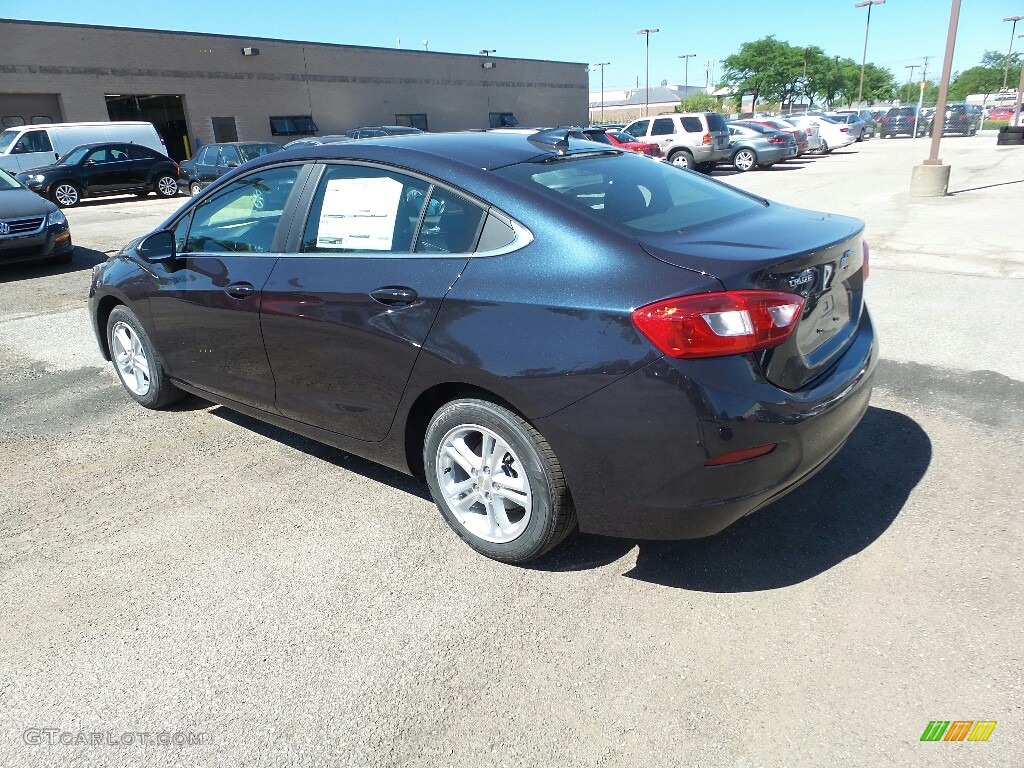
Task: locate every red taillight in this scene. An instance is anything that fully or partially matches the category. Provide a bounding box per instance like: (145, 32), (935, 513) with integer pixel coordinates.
(862, 240), (870, 280)
(767, 136), (787, 144)
(631, 291), (805, 359)
(702, 132), (713, 145)
(173, 162), (180, 175)
(840, 127), (849, 132)
(805, 128), (812, 135)
(706, 443), (777, 466)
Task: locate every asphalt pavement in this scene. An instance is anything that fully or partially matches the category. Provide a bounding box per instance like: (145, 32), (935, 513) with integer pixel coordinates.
(0, 133), (1021, 768)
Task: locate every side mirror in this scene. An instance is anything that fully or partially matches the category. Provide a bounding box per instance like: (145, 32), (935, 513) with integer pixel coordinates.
(136, 229), (176, 263)
(54, 152), (60, 162)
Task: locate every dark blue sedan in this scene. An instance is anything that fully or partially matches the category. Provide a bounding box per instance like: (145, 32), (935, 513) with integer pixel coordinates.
(88, 129), (876, 563)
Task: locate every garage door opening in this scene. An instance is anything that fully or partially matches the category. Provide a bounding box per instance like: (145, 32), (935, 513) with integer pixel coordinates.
(105, 94), (190, 161)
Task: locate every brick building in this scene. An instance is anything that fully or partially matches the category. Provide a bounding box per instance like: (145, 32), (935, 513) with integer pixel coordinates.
(0, 19), (588, 160)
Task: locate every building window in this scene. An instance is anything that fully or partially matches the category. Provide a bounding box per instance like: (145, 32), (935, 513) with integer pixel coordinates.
(269, 115), (318, 136)
(395, 113), (428, 131)
(489, 112), (519, 128)
(2, 116), (26, 127)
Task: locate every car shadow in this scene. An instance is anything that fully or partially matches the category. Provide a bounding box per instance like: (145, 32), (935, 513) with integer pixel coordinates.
(207, 405), (433, 500)
(530, 406), (930, 591)
(0, 246), (109, 281)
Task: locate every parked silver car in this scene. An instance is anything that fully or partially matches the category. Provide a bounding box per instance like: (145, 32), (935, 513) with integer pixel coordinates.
(724, 122), (797, 171)
(829, 111), (874, 141)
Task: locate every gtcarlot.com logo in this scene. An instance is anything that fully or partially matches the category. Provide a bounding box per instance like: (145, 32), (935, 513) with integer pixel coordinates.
(920, 720), (996, 742)
(23, 727), (209, 747)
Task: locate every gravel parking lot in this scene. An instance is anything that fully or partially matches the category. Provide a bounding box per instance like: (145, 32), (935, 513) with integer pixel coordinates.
(1, 134), (1021, 767)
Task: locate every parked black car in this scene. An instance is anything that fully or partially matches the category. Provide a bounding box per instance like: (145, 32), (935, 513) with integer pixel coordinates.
(16, 142), (180, 208)
(878, 107), (925, 138)
(178, 142), (284, 195)
(930, 103), (983, 137)
(0, 167), (73, 265)
(89, 130), (876, 563)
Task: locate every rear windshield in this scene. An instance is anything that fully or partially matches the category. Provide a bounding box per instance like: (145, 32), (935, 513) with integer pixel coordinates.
(706, 113), (728, 132)
(494, 153), (763, 234)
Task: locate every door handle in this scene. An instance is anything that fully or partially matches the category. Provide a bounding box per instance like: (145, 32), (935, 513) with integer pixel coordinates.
(370, 287), (418, 306)
(225, 282), (255, 299)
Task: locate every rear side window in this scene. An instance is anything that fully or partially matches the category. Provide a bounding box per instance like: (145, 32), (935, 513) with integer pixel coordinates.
(680, 117), (703, 133)
(494, 153), (762, 234)
(414, 188), (486, 254)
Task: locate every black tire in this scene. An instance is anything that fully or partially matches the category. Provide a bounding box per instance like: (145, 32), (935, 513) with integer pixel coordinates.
(189, 181), (203, 196)
(154, 174), (179, 198)
(106, 305), (185, 410)
(668, 149), (694, 170)
(732, 148), (757, 172)
(756, 162), (774, 169)
(820, 140), (830, 154)
(424, 398), (576, 564)
(695, 162), (716, 174)
(51, 181), (81, 208)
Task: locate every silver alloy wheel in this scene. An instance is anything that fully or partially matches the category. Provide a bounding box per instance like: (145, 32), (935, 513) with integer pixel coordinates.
(110, 320), (152, 396)
(157, 175), (178, 196)
(435, 423), (533, 543)
(670, 151), (692, 169)
(54, 183), (79, 207)
(189, 181), (202, 196)
(733, 148), (756, 172)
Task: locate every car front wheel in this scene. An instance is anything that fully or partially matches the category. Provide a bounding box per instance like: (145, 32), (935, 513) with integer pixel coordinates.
(51, 182), (81, 208)
(106, 306), (184, 409)
(424, 399), (576, 563)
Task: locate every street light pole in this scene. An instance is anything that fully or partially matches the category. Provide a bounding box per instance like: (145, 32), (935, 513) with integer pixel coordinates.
(593, 62), (610, 123)
(855, 0), (885, 105)
(904, 64), (919, 105)
(678, 54), (696, 100)
(1003, 16), (1024, 90)
(637, 29), (659, 118)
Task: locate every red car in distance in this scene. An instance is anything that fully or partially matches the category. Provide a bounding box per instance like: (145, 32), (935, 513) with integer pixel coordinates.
(578, 128), (663, 158)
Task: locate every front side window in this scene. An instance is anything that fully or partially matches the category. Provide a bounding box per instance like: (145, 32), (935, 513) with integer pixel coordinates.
(13, 130), (53, 154)
(184, 165), (301, 254)
(651, 118), (675, 136)
(623, 120), (649, 139)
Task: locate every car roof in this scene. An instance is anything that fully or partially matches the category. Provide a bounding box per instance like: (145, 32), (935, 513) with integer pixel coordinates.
(273, 130), (604, 172)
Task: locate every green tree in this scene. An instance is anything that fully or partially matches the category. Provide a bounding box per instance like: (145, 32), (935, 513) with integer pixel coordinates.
(676, 93), (720, 112)
(949, 50), (1022, 99)
(721, 36), (806, 112)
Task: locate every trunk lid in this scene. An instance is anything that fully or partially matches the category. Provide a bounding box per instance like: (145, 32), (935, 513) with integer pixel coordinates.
(638, 202), (866, 390)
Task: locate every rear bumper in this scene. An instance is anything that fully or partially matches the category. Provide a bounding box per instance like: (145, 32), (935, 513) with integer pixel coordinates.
(536, 307), (877, 540)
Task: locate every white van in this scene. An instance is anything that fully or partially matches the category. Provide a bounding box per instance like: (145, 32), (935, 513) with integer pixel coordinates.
(0, 122), (166, 174)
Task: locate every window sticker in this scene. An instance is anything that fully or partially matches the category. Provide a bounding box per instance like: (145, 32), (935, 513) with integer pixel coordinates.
(316, 177), (402, 250)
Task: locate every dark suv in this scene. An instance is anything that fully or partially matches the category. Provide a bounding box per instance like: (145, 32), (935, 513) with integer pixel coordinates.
(930, 104), (982, 137)
(178, 142), (283, 195)
(879, 107), (925, 139)
(16, 142), (180, 208)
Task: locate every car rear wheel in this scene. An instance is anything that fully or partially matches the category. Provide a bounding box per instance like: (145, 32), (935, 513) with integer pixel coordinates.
(189, 181), (203, 196)
(668, 149), (694, 170)
(106, 306), (184, 409)
(52, 182), (80, 208)
(820, 140), (830, 154)
(155, 174), (179, 198)
(732, 148), (757, 172)
(424, 398), (576, 563)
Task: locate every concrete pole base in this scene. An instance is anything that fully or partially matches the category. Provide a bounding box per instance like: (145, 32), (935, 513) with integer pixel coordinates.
(909, 163), (951, 197)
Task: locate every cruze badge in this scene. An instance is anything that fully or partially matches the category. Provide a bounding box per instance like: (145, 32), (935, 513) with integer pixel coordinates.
(788, 269), (816, 289)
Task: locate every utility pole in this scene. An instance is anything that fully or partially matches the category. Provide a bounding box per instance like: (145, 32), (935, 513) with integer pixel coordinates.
(593, 62), (610, 123)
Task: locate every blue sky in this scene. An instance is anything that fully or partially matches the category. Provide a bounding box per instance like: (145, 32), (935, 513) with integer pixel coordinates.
(2, 1), (1020, 90)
